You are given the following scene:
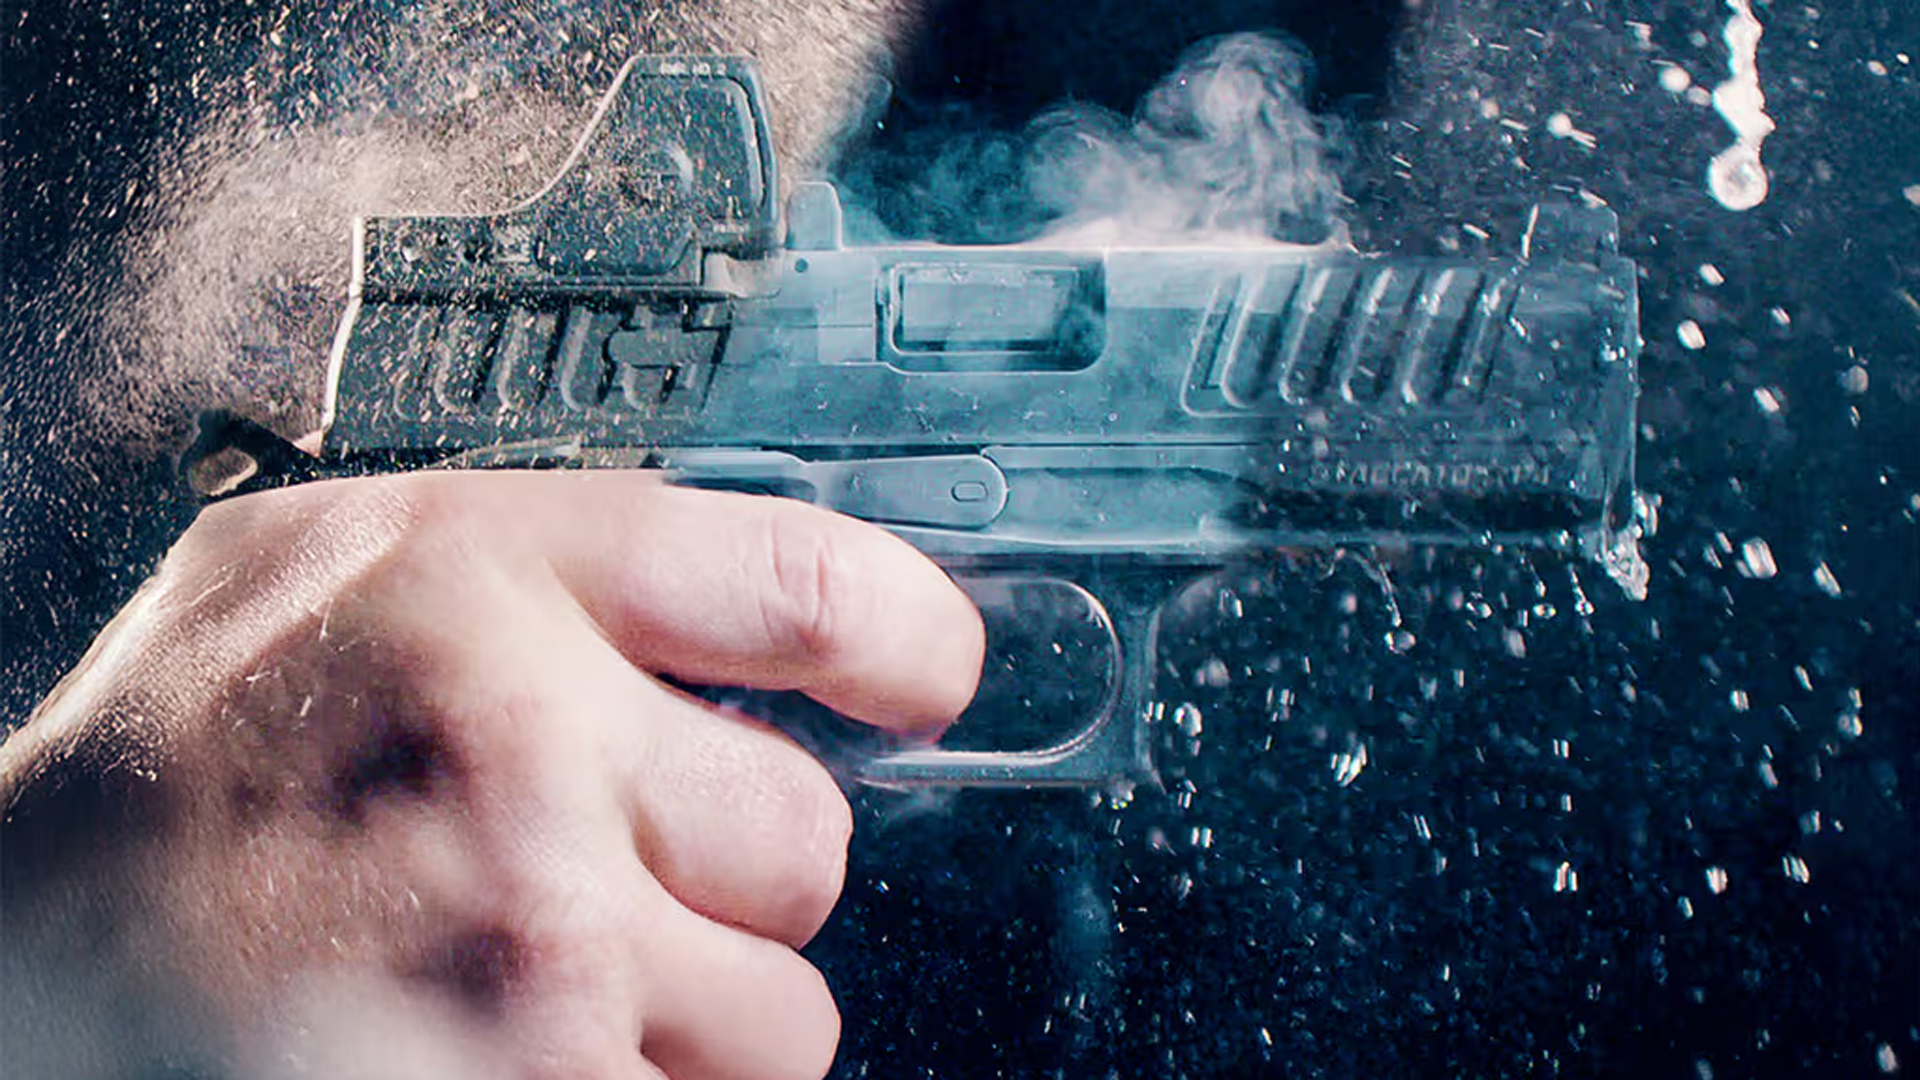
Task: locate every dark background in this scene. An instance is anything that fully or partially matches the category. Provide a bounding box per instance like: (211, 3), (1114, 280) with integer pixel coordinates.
(5, 0), (1918, 1077)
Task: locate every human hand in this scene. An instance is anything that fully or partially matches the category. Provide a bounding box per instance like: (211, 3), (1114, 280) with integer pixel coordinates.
(0, 472), (983, 1080)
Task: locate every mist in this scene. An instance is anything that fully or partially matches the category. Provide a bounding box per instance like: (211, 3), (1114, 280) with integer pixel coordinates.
(42, 0), (918, 452)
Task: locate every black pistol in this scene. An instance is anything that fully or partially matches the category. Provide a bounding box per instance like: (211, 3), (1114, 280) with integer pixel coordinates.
(197, 55), (1642, 789)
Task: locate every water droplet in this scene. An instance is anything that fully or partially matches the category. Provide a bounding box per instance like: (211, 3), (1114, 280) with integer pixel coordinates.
(1173, 702), (1205, 737)
(1738, 537), (1778, 579)
(1753, 386), (1783, 414)
(1707, 866), (1730, 894)
(1699, 263), (1726, 285)
(1386, 628), (1417, 654)
(1710, 144), (1770, 210)
(1635, 491), (1662, 538)
(1876, 1043), (1899, 1074)
(1781, 853), (1811, 884)
(1568, 570), (1596, 617)
(1731, 689), (1751, 712)
(1813, 562), (1844, 597)
(1553, 861), (1579, 893)
(1502, 628), (1528, 659)
(1840, 365), (1870, 394)
(1678, 320), (1708, 350)
(1330, 743), (1369, 787)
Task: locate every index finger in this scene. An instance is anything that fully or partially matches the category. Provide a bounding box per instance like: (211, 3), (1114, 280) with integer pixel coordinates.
(519, 473), (984, 734)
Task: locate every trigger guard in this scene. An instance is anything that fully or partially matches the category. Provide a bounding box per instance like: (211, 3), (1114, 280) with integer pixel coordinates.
(849, 566), (1168, 789)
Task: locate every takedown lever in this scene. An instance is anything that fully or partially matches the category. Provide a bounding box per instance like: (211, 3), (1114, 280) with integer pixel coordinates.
(661, 450), (1010, 530)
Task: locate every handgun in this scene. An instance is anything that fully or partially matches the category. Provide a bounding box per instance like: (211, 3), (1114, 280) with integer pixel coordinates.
(190, 54), (1642, 789)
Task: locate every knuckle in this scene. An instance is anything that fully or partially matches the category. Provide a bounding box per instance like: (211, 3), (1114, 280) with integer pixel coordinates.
(773, 764), (854, 938)
(349, 475), (515, 608)
(475, 872), (630, 999)
(324, 717), (463, 829)
(387, 471), (485, 544)
(741, 745), (848, 937)
(781, 963), (843, 1080)
(760, 508), (860, 668)
(408, 925), (529, 1017)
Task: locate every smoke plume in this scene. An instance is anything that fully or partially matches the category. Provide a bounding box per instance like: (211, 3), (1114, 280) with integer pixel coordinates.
(834, 31), (1347, 246)
(1030, 32), (1345, 244)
